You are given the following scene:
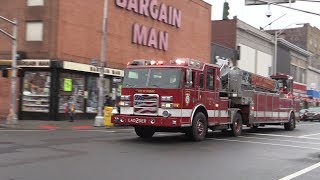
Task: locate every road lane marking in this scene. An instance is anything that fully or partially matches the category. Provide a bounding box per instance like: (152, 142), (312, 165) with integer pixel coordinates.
(249, 133), (320, 140)
(298, 123), (320, 126)
(239, 136), (320, 145)
(299, 132), (320, 138)
(211, 138), (320, 151)
(248, 133), (298, 138)
(278, 161), (320, 180)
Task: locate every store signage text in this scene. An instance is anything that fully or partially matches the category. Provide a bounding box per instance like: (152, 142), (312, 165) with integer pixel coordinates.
(115, 0), (182, 51)
(17, 60), (51, 67)
(89, 66), (122, 76)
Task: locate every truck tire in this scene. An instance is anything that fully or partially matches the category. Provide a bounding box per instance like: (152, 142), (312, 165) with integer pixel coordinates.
(231, 113), (243, 137)
(284, 113), (295, 131)
(135, 126), (155, 138)
(191, 112), (208, 141)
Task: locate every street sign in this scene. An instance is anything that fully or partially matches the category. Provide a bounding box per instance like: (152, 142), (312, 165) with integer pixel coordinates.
(245, 0), (296, 5)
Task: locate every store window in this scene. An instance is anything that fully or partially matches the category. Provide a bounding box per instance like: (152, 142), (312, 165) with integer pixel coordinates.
(27, 0), (44, 6)
(26, 22), (43, 41)
(22, 71), (51, 112)
(59, 73), (85, 113)
(86, 77), (111, 113)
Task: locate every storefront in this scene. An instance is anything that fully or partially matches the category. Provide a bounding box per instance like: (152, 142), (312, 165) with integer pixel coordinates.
(18, 60), (123, 120)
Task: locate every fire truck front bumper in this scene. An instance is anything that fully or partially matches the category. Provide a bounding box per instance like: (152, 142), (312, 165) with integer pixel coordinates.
(112, 115), (187, 127)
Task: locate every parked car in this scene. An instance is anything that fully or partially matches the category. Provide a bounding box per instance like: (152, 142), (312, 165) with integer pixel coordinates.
(300, 107), (320, 121)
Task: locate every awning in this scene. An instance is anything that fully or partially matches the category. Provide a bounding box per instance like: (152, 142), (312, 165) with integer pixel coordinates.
(307, 90), (320, 98)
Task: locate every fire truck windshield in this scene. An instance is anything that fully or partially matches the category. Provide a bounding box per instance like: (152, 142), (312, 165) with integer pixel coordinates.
(123, 68), (182, 88)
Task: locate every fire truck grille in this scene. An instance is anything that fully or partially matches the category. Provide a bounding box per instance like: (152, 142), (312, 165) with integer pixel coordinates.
(133, 94), (159, 116)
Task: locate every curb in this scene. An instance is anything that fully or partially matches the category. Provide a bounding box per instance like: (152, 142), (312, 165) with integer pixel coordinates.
(0, 123), (133, 130)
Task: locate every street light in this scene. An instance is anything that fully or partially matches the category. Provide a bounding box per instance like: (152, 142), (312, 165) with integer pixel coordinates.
(273, 23), (304, 75)
(0, 16), (18, 125)
(94, 0), (108, 127)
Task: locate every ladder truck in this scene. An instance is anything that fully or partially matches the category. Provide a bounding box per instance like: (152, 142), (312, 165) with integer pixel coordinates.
(112, 58), (297, 141)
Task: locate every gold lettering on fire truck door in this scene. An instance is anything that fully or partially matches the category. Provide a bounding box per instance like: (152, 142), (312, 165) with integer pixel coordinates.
(137, 89), (156, 93)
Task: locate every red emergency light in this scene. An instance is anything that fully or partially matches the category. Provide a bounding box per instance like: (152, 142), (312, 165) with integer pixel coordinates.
(127, 59), (165, 66)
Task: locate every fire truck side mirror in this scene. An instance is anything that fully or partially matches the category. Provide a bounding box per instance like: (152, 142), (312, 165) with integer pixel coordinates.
(186, 69), (193, 87)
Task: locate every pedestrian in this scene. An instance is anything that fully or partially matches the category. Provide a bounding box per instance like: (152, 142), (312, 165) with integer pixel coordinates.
(104, 95), (113, 106)
(66, 97), (75, 122)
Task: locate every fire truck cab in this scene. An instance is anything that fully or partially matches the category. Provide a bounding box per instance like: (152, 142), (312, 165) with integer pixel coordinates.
(112, 58), (297, 141)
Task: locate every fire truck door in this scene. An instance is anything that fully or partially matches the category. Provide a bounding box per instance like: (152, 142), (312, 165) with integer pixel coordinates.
(205, 68), (217, 124)
(197, 73), (205, 102)
(205, 68), (216, 106)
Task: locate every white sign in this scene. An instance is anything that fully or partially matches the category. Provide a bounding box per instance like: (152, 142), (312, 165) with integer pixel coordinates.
(63, 61), (124, 77)
(17, 60), (51, 67)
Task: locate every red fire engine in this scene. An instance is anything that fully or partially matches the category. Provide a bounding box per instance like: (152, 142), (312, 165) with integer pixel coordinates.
(112, 58), (297, 141)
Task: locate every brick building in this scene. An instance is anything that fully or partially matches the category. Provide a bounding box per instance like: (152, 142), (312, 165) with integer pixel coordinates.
(268, 23), (320, 90)
(0, 0), (212, 120)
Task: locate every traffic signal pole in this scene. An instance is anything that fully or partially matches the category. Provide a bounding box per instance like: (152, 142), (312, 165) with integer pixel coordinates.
(0, 16), (18, 125)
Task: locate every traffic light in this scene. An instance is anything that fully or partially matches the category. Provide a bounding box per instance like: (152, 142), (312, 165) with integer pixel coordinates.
(223, 2), (230, 20)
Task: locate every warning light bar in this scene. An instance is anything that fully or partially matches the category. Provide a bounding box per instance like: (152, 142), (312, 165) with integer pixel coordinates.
(127, 59), (165, 66)
(170, 58), (202, 69)
(127, 58), (203, 69)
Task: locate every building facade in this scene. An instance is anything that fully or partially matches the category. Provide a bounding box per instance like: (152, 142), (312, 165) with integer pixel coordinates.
(212, 17), (274, 77)
(269, 23), (320, 90)
(276, 38), (312, 84)
(211, 17), (313, 87)
(0, 0), (212, 120)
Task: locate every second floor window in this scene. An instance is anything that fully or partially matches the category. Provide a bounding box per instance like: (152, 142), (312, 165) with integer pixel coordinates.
(27, 0), (44, 6)
(26, 22), (43, 41)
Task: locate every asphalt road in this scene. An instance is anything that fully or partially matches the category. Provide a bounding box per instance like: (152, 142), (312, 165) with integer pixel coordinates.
(0, 122), (320, 180)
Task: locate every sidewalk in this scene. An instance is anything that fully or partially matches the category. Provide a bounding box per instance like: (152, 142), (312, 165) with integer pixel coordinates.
(0, 119), (131, 130)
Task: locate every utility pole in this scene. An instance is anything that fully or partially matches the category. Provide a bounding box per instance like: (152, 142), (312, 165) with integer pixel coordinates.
(94, 0), (108, 127)
(273, 23), (304, 75)
(0, 16), (18, 125)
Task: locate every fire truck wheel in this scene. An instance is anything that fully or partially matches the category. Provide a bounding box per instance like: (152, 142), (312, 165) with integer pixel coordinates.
(192, 112), (208, 141)
(134, 126), (155, 138)
(231, 113), (243, 137)
(284, 113), (295, 131)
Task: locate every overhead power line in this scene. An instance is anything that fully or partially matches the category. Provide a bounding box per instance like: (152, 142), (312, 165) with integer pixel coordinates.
(257, 0), (320, 16)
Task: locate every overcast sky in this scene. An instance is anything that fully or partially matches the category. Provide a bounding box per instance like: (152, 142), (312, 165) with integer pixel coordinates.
(203, 0), (320, 30)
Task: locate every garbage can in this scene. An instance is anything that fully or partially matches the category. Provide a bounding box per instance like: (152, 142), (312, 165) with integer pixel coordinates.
(104, 106), (114, 127)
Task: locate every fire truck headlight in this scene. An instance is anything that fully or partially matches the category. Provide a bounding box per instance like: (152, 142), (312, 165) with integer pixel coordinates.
(121, 95), (131, 101)
(162, 110), (171, 118)
(112, 107), (119, 114)
(161, 96), (173, 102)
(120, 118), (124, 123)
(161, 103), (173, 109)
(230, 93), (238, 97)
(119, 101), (130, 107)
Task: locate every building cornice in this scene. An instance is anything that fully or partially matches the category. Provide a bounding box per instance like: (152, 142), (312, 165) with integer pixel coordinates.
(278, 38), (313, 57)
(308, 66), (320, 73)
